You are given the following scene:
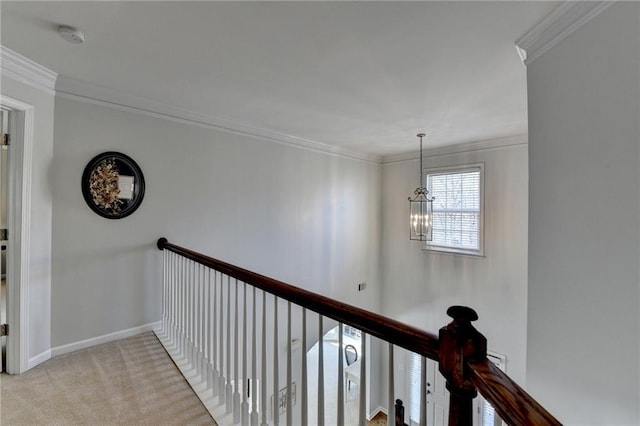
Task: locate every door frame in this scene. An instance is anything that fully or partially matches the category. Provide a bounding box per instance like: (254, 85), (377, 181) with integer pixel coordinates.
(0, 94), (34, 374)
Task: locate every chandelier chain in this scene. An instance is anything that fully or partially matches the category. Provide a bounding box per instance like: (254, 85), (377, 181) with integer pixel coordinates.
(418, 133), (425, 189)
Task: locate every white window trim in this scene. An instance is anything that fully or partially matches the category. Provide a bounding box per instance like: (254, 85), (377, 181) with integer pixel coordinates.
(422, 163), (485, 257)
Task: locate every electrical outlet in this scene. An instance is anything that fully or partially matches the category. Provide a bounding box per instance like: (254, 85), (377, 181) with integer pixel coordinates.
(357, 282), (367, 291)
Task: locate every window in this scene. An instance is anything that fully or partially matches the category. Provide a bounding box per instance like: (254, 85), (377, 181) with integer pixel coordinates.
(425, 164), (484, 256)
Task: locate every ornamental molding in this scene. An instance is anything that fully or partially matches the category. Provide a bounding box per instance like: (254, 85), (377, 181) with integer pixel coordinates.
(56, 75), (380, 164)
(0, 46), (57, 94)
(382, 134), (527, 165)
(515, 1), (615, 66)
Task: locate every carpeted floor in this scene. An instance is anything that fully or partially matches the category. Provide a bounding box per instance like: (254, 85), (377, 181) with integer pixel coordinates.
(0, 332), (215, 425)
(0, 331), (388, 426)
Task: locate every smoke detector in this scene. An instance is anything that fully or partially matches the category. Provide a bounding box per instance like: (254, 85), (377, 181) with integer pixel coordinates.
(58, 25), (85, 44)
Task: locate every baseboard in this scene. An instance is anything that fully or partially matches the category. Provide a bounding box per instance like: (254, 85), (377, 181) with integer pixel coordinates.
(369, 405), (388, 420)
(51, 321), (162, 357)
(27, 348), (51, 370)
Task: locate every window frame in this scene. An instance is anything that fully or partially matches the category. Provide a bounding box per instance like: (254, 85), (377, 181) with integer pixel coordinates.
(422, 163), (485, 257)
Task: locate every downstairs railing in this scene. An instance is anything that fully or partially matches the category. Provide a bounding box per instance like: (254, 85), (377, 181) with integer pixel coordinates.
(155, 238), (560, 426)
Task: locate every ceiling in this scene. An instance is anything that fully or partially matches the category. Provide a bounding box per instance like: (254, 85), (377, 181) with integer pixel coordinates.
(1, 1), (558, 157)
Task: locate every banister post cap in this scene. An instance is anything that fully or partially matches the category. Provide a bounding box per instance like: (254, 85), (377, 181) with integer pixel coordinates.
(446, 306), (479, 322)
(157, 237), (168, 250)
(439, 306), (485, 407)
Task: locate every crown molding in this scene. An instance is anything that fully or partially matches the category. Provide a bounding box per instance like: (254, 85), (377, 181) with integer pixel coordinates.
(381, 134), (527, 165)
(0, 46), (57, 95)
(56, 75), (381, 164)
(515, 1), (615, 66)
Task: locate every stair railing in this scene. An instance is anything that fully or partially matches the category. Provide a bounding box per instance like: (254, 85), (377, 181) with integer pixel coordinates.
(156, 237), (560, 426)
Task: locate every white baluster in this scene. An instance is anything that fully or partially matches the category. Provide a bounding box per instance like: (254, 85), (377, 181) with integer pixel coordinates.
(175, 253), (179, 345)
(200, 265), (207, 377)
(175, 253), (179, 346)
(190, 261), (196, 366)
(226, 275), (233, 413)
(210, 269), (219, 396)
(359, 333), (367, 426)
(165, 251), (174, 344)
(171, 252), (177, 346)
(301, 309), (307, 426)
(180, 256), (186, 356)
(175, 255), (181, 353)
(184, 259), (190, 361)
(162, 249), (167, 335)
(189, 261), (198, 366)
(162, 251), (168, 338)
(420, 356), (427, 426)
(204, 267), (211, 389)
(273, 296), (279, 426)
(318, 316), (325, 426)
(209, 270), (220, 397)
(196, 264), (201, 373)
(260, 291), (268, 426)
(387, 343), (394, 426)
(337, 323), (344, 426)
(198, 265), (204, 373)
(251, 287), (259, 426)
(169, 252), (175, 343)
(234, 279), (241, 423)
(183, 257), (188, 357)
(242, 282), (249, 426)
(218, 272), (225, 401)
(188, 260), (193, 364)
(192, 262), (197, 368)
(286, 302), (292, 426)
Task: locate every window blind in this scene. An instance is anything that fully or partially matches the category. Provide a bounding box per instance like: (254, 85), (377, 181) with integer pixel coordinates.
(427, 169), (481, 251)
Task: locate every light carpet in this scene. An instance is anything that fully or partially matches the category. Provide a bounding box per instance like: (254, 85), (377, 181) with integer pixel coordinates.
(0, 332), (215, 425)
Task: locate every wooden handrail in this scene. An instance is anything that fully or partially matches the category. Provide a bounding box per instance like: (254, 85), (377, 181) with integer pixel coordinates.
(157, 237), (561, 425)
(157, 238), (440, 361)
(468, 359), (561, 426)
(439, 306), (562, 426)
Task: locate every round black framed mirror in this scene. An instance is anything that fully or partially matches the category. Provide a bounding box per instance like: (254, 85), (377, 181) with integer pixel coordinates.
(81, 152), (145, 219)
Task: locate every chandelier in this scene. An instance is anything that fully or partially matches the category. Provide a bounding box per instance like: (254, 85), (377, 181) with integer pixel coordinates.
(408, 133), (434, 241)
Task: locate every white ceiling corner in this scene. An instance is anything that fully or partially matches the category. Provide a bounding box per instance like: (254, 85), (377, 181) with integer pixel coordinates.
(0, 45), (57, 95)
(515, 1), (615, 66)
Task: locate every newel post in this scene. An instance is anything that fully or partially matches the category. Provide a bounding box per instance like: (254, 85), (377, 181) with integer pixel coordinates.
(157, 237), (168, 250)
(439, 306), (487, 426)
(395, 399), (407, 426)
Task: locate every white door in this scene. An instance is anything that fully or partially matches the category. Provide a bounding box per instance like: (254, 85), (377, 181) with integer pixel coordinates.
(408, 351), (506, 426)
(425, 358), (449, 426)
(407, 352), (449, 426)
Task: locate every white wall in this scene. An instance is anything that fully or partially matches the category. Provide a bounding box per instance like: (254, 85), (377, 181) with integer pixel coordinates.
(0, 76), (54, 368)
(51, 96), (382, 349)
(380, 137), (529, 391)
(526, 3), (640, 425)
